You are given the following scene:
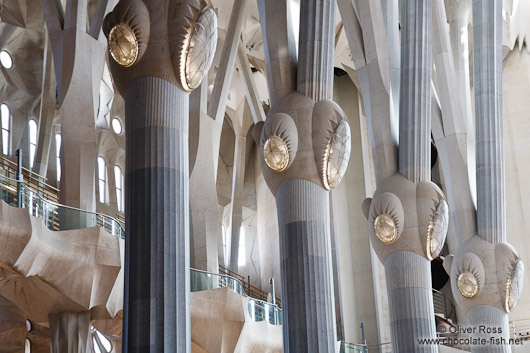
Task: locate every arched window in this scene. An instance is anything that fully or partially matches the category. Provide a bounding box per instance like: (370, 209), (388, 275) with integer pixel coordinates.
(28, 120), (37, 168)
(55, 133), (61, 182)
(238, 226), (246, 267)
(1, 104), (10, 155)
(24, 338), (31, 353)
(114, 165), (123, 212)
(98, 157), (107, 203)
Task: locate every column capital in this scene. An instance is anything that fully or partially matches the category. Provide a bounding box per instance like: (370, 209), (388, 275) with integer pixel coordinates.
(103, 0), (217, 94)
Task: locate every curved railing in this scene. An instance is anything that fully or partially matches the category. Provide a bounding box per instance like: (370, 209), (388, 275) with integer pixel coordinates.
(0, 175), (124, 238)
(190, 268), (282, 325)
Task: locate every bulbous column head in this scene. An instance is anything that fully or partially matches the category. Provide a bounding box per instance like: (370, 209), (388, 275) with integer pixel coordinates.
(103, 0), (217, 94)
(252, 91), (352, 194)
(444, 237), (525, 315)
(361, 173), (449, 263)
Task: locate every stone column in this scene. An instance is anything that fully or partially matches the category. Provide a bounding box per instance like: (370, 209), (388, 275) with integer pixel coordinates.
(473, 0), (504, 245)
(463, 1), (510, 352)
(394, 2), (437, 350)
(256, 1), (350, 351)
(49, 311), (91, 353)
(445, 2), (524, 353)
(276, 179), (336, 352)
(361, 1), (446, 352)
(104, 0), (217, 351)
(124, 77), (190, 351)
(398, 0), (432, 183)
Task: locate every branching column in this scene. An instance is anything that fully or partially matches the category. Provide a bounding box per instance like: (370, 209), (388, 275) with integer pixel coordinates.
(256, 0), (351, 351)
(446, 2), (524, 353)
(361, 1), (448, 352)
(104, 0), (217, 351)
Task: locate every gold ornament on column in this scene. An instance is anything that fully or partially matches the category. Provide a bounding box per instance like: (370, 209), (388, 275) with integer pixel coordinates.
(264, 136), (290, 172)
(108, 24), (139, 67)
(457, 271), (479, 298)
(374, 214), (398, 244)
(181, 8), (218, 91)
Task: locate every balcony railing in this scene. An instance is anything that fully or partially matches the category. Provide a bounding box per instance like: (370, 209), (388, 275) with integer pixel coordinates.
(0, 175), (124, 238)
(219, 265), (281, 307)
(190, 268), (282, 325)
(510, 319), (530, 341)
(0, 155), (59, 202)
(339, 341), (392, 353)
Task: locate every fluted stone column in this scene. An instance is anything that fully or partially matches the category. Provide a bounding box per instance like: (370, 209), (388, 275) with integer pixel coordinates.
(445, 3), (523, 353)
(473, 0), (504, 245)
(297, 0), (335, 101)
(398, 0), (432, 183)
(124, 77), (190, 351)
(276, 179), (336, 352)
(465, 1), (510, 352)
(361, 1), (444, 352)
(49, 311), (91, 353)
(385, 252), (437, 352)
(256, 1), (349, 351)
(104, 1), (217, 351)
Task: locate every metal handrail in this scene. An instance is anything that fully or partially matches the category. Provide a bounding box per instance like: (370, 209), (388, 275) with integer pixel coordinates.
(0, 174), (124, 238)
(218, 264), (281, 307)
(340, 341), (392, 353)
(510, 318), (530, 340)
(190, 268), (282, 325)
(191, 268), (278, 308)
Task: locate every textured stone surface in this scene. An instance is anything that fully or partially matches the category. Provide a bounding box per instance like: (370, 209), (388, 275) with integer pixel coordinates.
(276, 179), (336, 353)
(467, 305), (510, 353)
(124, 76), (190, 352)
(190, 287), (282, 353)
(398, 0), (433, 183)
(385, 251), (437, 353)
(473, 0), (505, 244)
(297, 0), (335, 101)
(49, 311), (91, 353)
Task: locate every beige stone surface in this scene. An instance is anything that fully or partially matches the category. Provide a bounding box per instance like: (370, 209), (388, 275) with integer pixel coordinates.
(190, 287), (282, 353)
(0, 201), (121, 327)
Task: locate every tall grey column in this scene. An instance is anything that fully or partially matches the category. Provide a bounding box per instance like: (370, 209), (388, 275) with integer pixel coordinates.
(394, 1), (437, 351)
(468, 1), (510, 352)
(49, 311), (91, 353)
(473, 0), (504, 245)
(297, 0), (335, 101)
(276, 179), (336, 353)
(104, 1), (217, 351)
(124, 77), (190, 352)
(385, 252), (437, 352)
(398, 0), (432, 182)
(256, 0), (347, 352)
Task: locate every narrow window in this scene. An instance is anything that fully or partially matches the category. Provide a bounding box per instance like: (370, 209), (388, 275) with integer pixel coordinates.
(55, 133), (61, 182)
(222, 225), (228, 266)
(1, 104), (10, 155)
(28, 120), (37, 168)
(98, 157), (107, 203)
(111, 117), (122, 134)
(114, 165), (123, 212)
(238, 226), (246, 267)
